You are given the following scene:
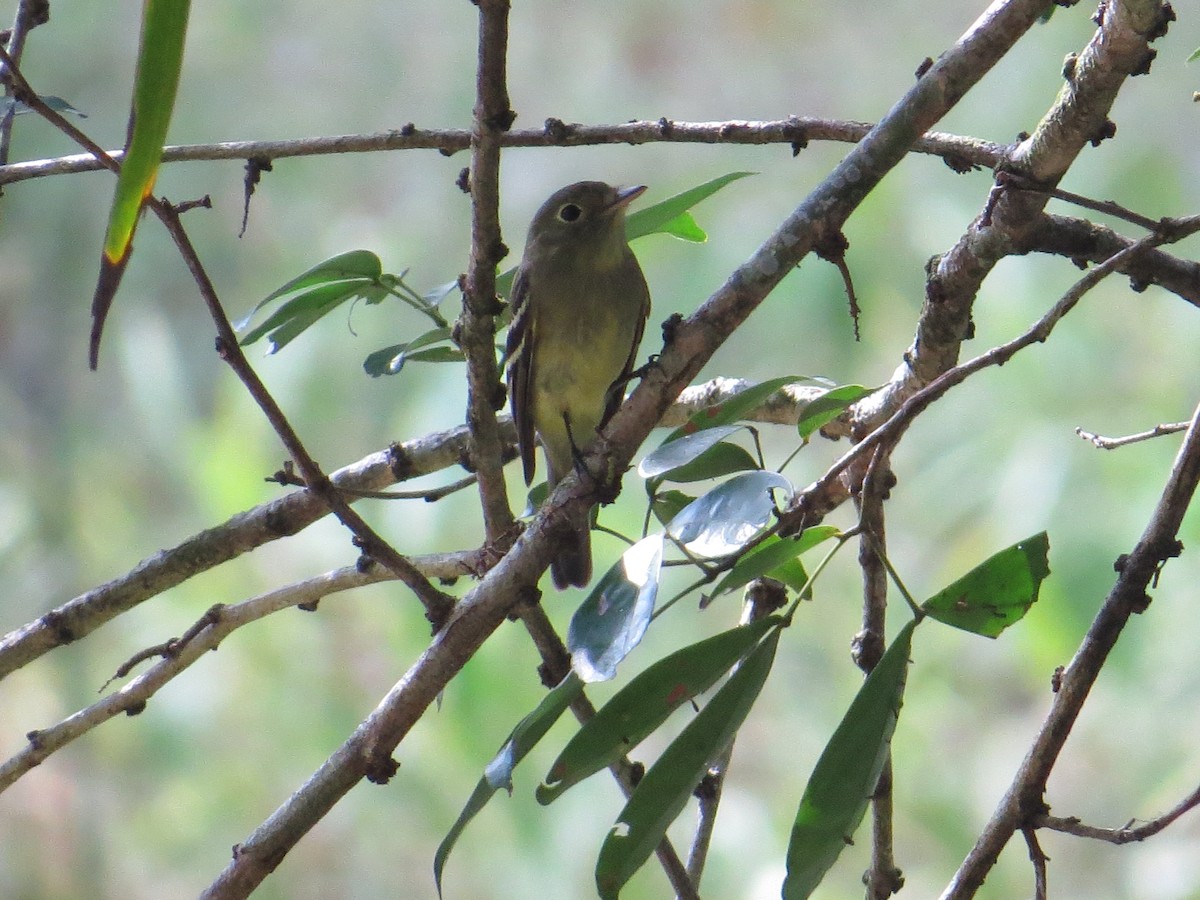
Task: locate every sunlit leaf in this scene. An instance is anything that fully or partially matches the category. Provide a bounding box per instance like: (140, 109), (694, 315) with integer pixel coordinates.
(666, 470), (793, 557)
(656, 211), (707, 242)
(596, 628), (781, 898)
(624, 171), (754, 241)
(922, 532), (1050, 638)
(638, 425), (744, 479)
(783, 619), (917, 899)
(434, 673), (583, 897)
(569, 536), (664, 683)
(538, 616), (781, 805)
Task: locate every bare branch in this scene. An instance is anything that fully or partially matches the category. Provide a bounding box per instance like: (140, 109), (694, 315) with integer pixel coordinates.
(0, 564), (394, 794)
(460, 0), (517, 544)
(1075, 421), (1189, 449)
(859, 0), (1176, 432)
(0, 117), (1010, 186)
(1034, 782), (1200, 845)
(942, 395), (1200, 898)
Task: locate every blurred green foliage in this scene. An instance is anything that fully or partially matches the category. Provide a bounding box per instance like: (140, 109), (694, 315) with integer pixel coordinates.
(3, 2), (1200, 899)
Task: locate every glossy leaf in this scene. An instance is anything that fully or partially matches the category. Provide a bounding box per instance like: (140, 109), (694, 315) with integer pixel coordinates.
(796, 384), (874, 440)
(710, 525), (840, 597)
(666, 470), (793, 557)
(922, 532), (1050, 638)
(650, 490), (694, 527)
(569, 535), (665, 683)
(434, 673), (583, 897)
(596, 628), (781, 898)
(538, 615), (781, 804)
(638, 425), (744, 479)
(90, 0), (191, 368)
(783, 619), (916, 899)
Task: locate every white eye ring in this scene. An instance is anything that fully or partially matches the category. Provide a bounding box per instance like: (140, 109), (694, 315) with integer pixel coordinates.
(557, 203), (582, 222)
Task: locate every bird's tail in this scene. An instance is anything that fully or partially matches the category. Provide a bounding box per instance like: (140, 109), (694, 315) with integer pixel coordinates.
(551, 507), (592, 590)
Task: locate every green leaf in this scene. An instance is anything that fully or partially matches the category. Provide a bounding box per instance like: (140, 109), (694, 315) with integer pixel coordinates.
(710, 525), (841, 598)
(624, 171), (754, 242)
(2, 95), (87, 117)
(783, 619), (917, 899)
(236, 250), (383, 332)
(666, 470), (793, 558)
(797, 384), (874, 440)
(664, 375), (820, 443)
(362, 326), (456, 376)
(569, 536), (664, 683)
(539, 616), (781, 805)
(595, 627), (781, 899)
(657, 211), (707, 242)
(922, 532), (1050, 638)
(650, 490), (694, 527)
(434, 673), (584, 897)
(654, 441), (759, 486)
(638, 425), (744, 479)
(90, 0), (191, 367)
(239, 281), (366, 352)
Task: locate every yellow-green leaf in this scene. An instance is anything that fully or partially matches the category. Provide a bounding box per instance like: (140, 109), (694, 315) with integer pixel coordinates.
(90, 0), (190, 368)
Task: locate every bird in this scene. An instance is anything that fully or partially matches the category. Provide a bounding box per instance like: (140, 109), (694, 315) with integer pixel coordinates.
(505, 181), (652, 589)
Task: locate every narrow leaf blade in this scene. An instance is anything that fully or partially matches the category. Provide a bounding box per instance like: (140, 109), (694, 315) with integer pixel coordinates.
(90, 0), (191, 367)
(624, 171), (754, 241)
(434, 673), (583, 897)
(538, 615), (782, 804)
(596, 628), (781, 898)
(797, 384), (874, 440)
(783, 619), (917, 899)
(710, 525), (840, 597)
(638, 424), (744, 479)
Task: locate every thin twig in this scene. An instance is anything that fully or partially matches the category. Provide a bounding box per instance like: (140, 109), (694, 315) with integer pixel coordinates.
(0, 565), (391, 794)
(1034, 781), (1200, 844)
(1075, 422), (1189, 449)
(857, 452), (904, 899)
(941, 397), (1200, 898)
(684, 578), (787, 895)
(0, 46), (458, 629)
(0, 0), (49, 168)
(0, 117), (1010, 186)
(782, 226), (1189, 536)
(1021, 826), (1049, 900)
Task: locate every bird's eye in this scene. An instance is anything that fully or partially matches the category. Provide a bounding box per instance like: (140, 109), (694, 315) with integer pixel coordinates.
(557, 203), (582, 222)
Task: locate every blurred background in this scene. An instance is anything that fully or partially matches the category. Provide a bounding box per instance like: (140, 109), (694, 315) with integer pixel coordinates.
(2, 1), (1200, 897)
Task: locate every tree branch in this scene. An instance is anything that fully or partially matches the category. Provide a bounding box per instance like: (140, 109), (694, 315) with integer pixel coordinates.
(0, 117), (1010, 186)
(460, 0), (517, 546)
(941, 394), (1200, 898)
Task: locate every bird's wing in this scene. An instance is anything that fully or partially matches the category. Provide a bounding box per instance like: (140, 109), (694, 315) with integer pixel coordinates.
(601, 263), (652, 428)
(505, 265), (538, 485)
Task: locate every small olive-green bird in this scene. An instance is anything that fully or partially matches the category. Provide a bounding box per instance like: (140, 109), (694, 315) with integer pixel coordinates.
(505, 181), (651, 589)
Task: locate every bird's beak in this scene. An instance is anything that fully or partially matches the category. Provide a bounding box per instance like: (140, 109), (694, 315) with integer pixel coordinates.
(609, 184), (647, 211)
